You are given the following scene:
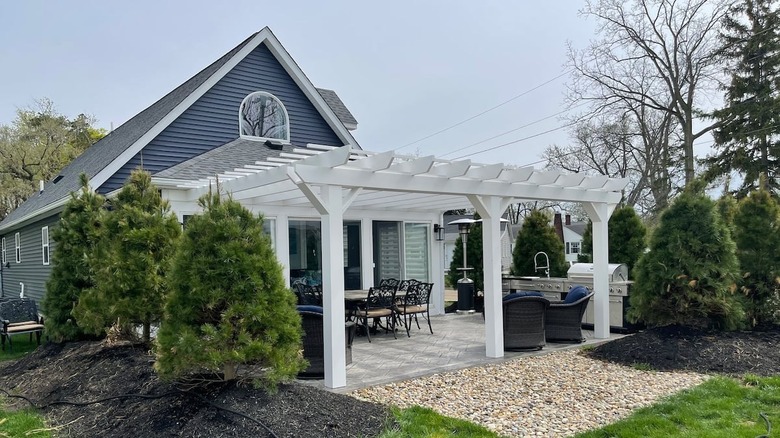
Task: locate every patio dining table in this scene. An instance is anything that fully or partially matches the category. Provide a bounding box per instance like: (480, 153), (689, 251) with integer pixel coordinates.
(344, 289), (407, 302)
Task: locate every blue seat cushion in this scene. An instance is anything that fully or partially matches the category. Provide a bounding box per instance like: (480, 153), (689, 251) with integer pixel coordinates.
(503, 291), (544, 301)
(296, 305), (323, 314)
(564, 286), (590, 304)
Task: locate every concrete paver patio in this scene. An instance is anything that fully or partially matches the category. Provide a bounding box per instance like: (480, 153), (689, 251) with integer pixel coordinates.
(306, 312), (623, 393)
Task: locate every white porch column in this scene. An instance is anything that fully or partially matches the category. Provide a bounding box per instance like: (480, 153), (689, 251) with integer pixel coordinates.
(320, 185), (347, 388)
(469, 195), (512, 358)
(275, 214), (290, 288)
(360, 218), (374, 289)
(583, 202), (616, 340)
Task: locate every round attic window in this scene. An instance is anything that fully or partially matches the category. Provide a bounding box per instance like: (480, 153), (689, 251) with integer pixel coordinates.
(238, 91), (290, 142)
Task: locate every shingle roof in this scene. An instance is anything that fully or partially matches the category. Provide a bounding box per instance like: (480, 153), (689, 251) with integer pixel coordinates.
(566, 222), (587, 237)
(156, 138), (297, 180)
(316, 88), (358, 129)
(0, 33), (258, 231)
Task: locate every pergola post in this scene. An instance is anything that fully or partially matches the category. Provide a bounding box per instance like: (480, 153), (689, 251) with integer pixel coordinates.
(583, 202), (616, 340)
(469, 195), (512, 357)
(360, 218), (374, 289)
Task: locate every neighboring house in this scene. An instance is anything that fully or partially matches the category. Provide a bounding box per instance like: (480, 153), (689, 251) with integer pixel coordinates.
(0, 28), (360, 302)
(563, 215), (587, 264)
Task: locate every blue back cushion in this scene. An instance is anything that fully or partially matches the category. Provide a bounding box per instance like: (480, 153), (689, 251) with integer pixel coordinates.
(503, 291), (544, 301)
(296, 305), (323, 314)
(564, 286), (590, 304)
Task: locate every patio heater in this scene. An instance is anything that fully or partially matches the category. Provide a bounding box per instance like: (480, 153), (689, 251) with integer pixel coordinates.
(449, 218), (476, 314)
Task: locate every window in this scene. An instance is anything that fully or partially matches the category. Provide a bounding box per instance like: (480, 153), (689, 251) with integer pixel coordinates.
(14, 232), (20, 263)
(239, 92), (290, 142)
(41, 226), (50, 265)
(567, 241), (580, 255)
(1, 237), (5, 265)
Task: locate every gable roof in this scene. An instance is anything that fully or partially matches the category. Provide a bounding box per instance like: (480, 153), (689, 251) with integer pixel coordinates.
(0, 28), (359, 232)
(155, 138), (297, 181)
(316, 88), (358, 130)
(565, 222), (588, 237)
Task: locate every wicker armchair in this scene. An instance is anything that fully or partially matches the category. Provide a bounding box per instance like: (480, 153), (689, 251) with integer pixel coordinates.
(502, 296), (550, 351)
(545, 289), (594, 343)
(297, 306), (356, 379)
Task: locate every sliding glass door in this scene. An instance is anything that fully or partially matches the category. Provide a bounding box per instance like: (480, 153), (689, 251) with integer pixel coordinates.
(373, 221), (430, 283)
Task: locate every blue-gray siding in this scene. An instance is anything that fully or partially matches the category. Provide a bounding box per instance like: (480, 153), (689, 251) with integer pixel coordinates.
(100, 42), (344, 192)
(0, 215), (59, 303)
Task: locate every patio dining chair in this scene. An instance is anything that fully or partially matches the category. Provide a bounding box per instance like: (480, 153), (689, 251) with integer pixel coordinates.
(394, 282), (434, 337)
(293, 283), (323, 307)
(351, 285), (397, 342)
(378, 278), (400, 291)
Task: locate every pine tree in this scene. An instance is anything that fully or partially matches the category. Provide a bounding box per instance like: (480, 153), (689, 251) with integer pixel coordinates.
(43, 174), (106, 342)
(447, 217), (483, 292)
(706, 0), (780, 196)
(628, 188), (744, 330)
(155, 190), (304, 384)
(580, 206), (647, 276)
(73, 170), (181, 342)
(733, 189), (780, 327)
(510, 210), (567, 278)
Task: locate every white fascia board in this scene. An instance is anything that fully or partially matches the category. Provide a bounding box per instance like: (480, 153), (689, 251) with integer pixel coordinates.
(261, 29), (360, 149)
(151, 177), (196, 189)
(0, 197), (69, 233)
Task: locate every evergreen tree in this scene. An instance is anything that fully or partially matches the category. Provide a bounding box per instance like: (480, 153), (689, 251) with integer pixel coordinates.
(716, 192), (739, 235)
(447, 216), (483, 292)
(628, 189), (744, 330)
(43, 174), (106, 342)
(73, 170), (181, 342)
(706, 0), (780, 196)
(733, 189), (780, 327)
(510, 210), (567, 277)
(580, 206), (647, 276)
(155, 190), (304, 384)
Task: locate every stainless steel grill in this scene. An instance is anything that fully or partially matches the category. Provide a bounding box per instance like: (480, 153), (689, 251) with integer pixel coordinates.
(502, 262), (634, 332)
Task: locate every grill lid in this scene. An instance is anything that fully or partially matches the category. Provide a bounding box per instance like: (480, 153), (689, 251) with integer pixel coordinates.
(567, 263), (628, 282)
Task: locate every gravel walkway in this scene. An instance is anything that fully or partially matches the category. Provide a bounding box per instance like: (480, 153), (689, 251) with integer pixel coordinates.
(350, 349), (708, 437)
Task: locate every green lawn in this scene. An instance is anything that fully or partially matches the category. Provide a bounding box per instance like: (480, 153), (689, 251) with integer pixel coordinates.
(381, 406), (498, 438)
(0, 405), (50, 438)
(574, 376), (780, 438)
(0, 334), (41, 362)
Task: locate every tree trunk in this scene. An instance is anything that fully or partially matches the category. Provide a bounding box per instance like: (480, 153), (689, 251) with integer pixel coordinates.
(223, 363), (238, 381)
(142, 321), (151, 343)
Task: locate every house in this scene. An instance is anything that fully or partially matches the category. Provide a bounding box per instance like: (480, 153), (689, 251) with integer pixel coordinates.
(0, 27), (628, 389)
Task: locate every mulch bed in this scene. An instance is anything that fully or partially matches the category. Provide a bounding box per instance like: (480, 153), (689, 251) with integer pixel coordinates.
(586, 324), (780, 376)
(0, 341), (392, 437)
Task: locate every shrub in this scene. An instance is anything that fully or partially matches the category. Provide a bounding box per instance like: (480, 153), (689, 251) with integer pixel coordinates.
(73, 170), (181, 342)
(628, 189), (744, 330)
(581, 205), (647, 276)
(43, 174), (106, 342)
(155, 190), (304, 385)
(510, 210), (567, 277)
(733, 189), (780, 327)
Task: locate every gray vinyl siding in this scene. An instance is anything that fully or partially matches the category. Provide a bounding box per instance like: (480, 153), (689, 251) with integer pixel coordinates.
(100, 42), (344, 193)
(0, 215), (59, 303)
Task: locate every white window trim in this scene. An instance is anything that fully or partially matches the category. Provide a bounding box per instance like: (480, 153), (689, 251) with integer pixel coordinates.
(14, 232), (20, 264)
(238, 91), (291, 143)
(1, 237), (5, 265)
(41, 226), (50, 266)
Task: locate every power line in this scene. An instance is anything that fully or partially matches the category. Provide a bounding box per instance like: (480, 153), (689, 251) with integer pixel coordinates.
(450, 121), (578, 161)
(395, 70), (573, 152)
(440, 102), (588, 158)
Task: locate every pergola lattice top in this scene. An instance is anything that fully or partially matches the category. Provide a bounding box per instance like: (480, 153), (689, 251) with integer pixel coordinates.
(160, 144), (628, 211)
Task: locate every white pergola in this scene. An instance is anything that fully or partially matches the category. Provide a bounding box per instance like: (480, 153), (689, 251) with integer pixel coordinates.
(162, 144), (627, 389)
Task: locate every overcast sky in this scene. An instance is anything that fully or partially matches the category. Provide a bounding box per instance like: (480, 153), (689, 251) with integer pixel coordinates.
(0, 1), (600, 167)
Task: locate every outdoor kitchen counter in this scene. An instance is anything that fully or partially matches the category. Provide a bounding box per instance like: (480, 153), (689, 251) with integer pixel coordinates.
(351, 349), (707, 437)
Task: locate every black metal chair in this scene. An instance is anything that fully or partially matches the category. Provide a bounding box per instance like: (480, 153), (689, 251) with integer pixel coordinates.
(503, 296), (550, 350)
(378, 278), (400, 291)
(394, 282), (434, 337)
(351, 286), (397, 342)
(293, 283), (323, 307)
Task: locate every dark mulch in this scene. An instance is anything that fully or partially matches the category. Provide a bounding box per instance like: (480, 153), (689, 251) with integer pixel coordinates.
(587, 324), (780, 376)
(0, 342), (393, 437)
